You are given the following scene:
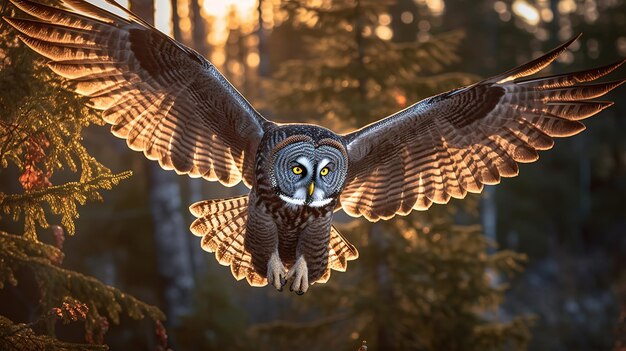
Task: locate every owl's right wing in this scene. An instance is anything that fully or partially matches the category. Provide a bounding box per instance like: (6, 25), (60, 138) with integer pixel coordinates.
(341, 35), (625, 222)
(5, 0), (273, 187)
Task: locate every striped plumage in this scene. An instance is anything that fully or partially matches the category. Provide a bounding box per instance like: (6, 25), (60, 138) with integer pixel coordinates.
(341, 36), (625, 221)
(241, 125), (355, 292)
(189, 125), (358, 290)
(5, 0), (264, 187)
(6, 0), (624, 294)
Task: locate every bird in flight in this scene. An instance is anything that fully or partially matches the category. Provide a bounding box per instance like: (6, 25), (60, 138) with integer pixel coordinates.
(5, 0), (624, 294)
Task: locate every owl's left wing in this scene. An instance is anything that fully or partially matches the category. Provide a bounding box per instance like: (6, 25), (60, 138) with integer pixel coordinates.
(5, 0), (272, 187)
(341, 35), (625, 222)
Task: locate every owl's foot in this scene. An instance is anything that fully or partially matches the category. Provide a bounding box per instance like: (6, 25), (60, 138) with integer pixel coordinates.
(286, 256), (309, 295)
(267, 251), (287, 291)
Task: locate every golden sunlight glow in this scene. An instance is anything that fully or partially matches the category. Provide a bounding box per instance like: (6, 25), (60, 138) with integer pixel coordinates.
(201, 0), (260, 72)
(375, 25), (393, 41)
(416, 0), (445, 16)
(512, 0), (540, 26)
(558, 0), (577, 14)
(84, 0), (170, 36)
(378, 13), (391, 26)
(155, 0), (172, 35)
(202, 0), (257, 45)
(82, 0), (129, 19)
(540, 8), (553, 22)
(176, 0), (192, 43)
(394, 90), (407, 107)
(246, 52), (260, 67)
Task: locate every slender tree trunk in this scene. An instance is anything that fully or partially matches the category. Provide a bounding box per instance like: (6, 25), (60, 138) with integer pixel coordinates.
(257, 0), (270, 78)
(354, 2), (393, 348)
(168, 0), (208, 277)
(147, 167), (195, 321)
(170, 0), (182, 42)
(354, 0), (369, 122)
(129, 0), (195, 338)
(190, 0), (209, 57)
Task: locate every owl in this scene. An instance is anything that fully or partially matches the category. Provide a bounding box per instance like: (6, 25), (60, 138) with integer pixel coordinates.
(6, 0), (625, 294)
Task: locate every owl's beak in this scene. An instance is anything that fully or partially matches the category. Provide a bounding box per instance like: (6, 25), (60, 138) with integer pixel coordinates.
(308, 182), (315, 197)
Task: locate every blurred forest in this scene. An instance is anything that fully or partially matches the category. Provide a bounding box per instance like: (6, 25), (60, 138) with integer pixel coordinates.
(1, 0), (625, 350)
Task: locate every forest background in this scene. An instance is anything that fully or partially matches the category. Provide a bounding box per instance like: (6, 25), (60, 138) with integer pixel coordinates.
(0, 0), (625, 350)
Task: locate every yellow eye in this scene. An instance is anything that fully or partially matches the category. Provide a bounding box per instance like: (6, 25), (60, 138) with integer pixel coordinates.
(320, 167), (329, 176)
(292, 166), (303, 175)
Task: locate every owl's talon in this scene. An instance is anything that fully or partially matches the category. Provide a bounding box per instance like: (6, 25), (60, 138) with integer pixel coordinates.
(286, 256), (309, 295)
(267, 251), (286, 291)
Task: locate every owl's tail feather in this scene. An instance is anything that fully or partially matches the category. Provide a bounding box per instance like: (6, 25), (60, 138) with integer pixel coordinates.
(317, 225), (360, 284)
(189, 195), (266, 287)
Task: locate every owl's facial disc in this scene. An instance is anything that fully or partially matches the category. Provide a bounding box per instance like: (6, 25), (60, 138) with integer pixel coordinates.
(272, 142), (346, 208)
(278, 156), (332, 207)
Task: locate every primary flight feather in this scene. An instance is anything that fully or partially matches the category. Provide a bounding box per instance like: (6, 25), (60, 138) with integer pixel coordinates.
(5, 0), (624, 294)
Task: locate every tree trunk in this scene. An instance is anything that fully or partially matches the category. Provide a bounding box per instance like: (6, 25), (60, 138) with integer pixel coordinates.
(129, 0), (195, 337)
(170, 0), (182, 42)
(147, 166), (195, 324)
(190, 0), (209, 57)
(257, 0), (270, 78)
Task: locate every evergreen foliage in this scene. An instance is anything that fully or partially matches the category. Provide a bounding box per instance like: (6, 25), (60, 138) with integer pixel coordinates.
(0, 315), (108, 351)
(0, 231), (164, 333)
(0, 14), (166, 349)
(270, 1), (478, 129)
(261, 1), (534, 349)
(0, 28), (131, 239)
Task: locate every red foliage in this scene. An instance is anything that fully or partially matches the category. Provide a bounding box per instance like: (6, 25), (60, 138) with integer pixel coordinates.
(49, 299), (88, 324)
(19, 133), (52, 191)
(155, 320), (171, 351)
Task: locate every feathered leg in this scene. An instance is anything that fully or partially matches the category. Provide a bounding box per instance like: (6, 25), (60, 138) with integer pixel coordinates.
(286, 217), (332, 294)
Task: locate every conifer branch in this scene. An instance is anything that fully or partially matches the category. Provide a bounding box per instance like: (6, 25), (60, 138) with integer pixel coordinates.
(0, 12), (166, 349)
(0, 315), (109, 351)
(0, 171), (132, 239)
(0, 232), (165, 332)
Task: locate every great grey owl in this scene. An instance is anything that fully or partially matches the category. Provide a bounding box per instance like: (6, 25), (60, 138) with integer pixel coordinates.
(6, 0), (624, 294)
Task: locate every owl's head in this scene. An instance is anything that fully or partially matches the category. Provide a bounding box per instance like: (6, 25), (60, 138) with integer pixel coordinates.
(269, 131), (348, 208)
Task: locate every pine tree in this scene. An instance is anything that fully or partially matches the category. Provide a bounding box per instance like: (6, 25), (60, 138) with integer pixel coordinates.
(258, 1), (533, 350)
(0, 15), (167, 349)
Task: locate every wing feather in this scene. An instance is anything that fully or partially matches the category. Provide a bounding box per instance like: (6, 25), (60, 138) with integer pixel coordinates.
(5, 0), (271, 187)
(342, 36), (624, 221)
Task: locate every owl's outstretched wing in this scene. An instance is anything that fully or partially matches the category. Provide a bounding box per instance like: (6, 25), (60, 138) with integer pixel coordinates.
(5, 0), (272, 187)
(341, 35), (625, 222)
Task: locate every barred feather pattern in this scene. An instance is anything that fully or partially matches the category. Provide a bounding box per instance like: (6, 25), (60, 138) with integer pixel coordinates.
(189, 193), (358, 286)
(189, 195), (267, 286)
(244, 127), (358, 285)
(318, 226), (359, 283)
(5, 0), (269, 187)
(341, 35), (625, 221)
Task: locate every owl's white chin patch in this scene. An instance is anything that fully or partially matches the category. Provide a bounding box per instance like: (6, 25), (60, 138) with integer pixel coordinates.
(279, 194), (305, 206)
(278, 195), (332, 208)
(309, 198), (333, 207)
